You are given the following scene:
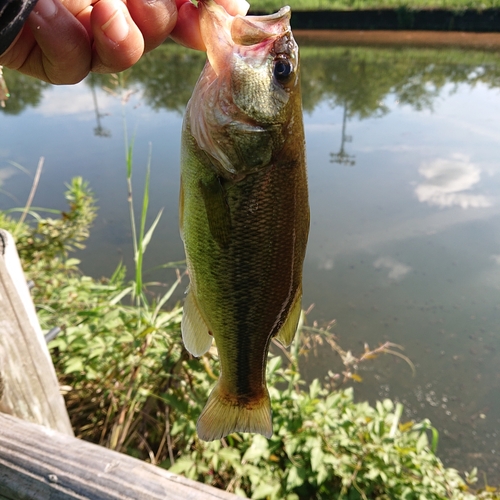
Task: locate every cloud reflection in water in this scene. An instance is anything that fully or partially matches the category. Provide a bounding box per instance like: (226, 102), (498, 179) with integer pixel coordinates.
(373, 256), (412, 281)
(415, 154), (492, 209)
(0, 167), (17, 186)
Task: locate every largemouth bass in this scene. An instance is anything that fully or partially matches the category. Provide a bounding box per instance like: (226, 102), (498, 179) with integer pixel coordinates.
(179, 0), (309, 441)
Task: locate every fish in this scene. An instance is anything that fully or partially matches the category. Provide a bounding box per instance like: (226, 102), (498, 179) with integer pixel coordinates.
(179, 0), (309, 441)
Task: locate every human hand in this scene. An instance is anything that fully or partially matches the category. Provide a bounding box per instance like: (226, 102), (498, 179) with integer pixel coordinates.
(0, 0), (249, 84)
(172, 0), (248, 51)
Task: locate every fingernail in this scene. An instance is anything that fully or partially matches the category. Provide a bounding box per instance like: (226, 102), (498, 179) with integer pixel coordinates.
(239, 0), (250, 15)
(101, 3), (129, 43)
(34, 0), (57, 19)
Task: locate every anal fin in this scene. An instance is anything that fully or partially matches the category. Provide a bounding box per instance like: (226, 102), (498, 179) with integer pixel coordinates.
(181, 291), (213, 357)
(274, 289), (302, 347)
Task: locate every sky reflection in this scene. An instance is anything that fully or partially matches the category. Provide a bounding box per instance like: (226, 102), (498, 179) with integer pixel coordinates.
(415, 154), (492, 209)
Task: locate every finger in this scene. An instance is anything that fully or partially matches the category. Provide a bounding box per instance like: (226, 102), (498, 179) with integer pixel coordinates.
(90, 0), (144, 73)
(218, 0), (249, 16)
(170, 0), (249, 51)
(126, 0), (177, 53)
(59, 0), (94, 15)
(58, 0), (93, 36)
(169, 0), (203, 51)
(21, 0), (91, 84)
(74, 5), (93, 39)
(0, 26), (34, 69)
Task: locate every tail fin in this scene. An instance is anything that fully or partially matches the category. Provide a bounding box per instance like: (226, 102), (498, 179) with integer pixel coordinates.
(197, 383), (272, 441)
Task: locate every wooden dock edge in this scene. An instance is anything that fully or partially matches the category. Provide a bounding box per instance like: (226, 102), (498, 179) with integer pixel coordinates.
(0, 412), (239, 500)
(0, 229), (73, 435)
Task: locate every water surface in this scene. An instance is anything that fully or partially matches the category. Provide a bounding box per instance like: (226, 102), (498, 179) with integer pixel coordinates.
(1, 37), (499, 481)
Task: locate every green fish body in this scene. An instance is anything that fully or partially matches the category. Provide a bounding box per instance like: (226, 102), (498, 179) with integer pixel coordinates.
(180, 0), (309, 441)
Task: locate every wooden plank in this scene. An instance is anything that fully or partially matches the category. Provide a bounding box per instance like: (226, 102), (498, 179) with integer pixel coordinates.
(0, 229), (73, 435)
(0, 413), (239, 500)
(0, 230), (44, 348)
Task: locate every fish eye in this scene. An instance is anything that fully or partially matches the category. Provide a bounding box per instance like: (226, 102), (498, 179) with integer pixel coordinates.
(273, 58), (293, 83)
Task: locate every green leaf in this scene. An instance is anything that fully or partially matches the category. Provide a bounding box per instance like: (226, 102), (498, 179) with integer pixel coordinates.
(64, 357), (84, 373)
(416, 432), (428, 453)
(169, 457), (195, 475)
(316, 464), (328, 485)
(109, 286), (134, 305)
(310, 445), (325, 472)
(267, 355), (282, 375)
(429, 426), (439, 454)
(309, 378), (321, 399)
(102, 309), (120, 322)
(117, 331), (135, 343)
(154, 279), (182, 315)
(141, 208), (163, 254)
(218, 447), (241, 465)
(243, 435), (270, 463)
(252, 482), (276, 499)
(235, 487), (248, 498)
(284, 438), (300, 457)
(286, 466), (305, 490)
(211, 452), (219, 471)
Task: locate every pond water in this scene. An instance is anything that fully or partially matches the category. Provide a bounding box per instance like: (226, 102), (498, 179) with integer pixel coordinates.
(1, 33), (500, 482)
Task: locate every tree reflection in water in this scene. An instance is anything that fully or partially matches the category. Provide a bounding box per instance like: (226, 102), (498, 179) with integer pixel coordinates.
(3, 41), (500, 121)
(330, 102), (355, 167)
(0, 69), (47, 115)
(88, 74), (111, 139)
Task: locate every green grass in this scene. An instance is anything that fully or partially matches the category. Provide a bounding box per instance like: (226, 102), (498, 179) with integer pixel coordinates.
(249, 0), (500, 12)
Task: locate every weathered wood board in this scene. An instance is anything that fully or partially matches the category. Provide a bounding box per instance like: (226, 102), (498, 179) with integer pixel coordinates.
(0, 229), (73, 435)
(0, 413), (239, 500)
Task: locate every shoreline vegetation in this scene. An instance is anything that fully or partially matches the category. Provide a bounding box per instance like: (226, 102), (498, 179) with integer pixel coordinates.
(249, 0), (500, 12)
(1, 178), (499, 498)
(285, 9), (500, 31)
(248, 0), (500, 31)
(294, 30), (500, 50)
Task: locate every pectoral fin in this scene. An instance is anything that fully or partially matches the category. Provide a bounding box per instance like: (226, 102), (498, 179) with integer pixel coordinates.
(274, 289), (302, 347)
(182, 291), (213, 357)
(199, 176), (231, 248)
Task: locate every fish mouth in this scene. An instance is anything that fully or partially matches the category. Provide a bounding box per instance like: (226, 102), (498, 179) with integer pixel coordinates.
(231, 6), (291, 46)
(198, 0), (294, 75)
